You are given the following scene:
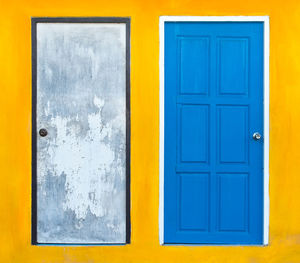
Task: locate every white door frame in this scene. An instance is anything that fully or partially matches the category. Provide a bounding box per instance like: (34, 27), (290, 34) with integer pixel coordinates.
(159, 16), (270, 245)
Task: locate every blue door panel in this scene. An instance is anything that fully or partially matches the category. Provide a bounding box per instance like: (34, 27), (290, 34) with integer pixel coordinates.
(179, 173), (209, 231)
(179, 37), (209, 95)
(218, 38), (249, 95)
(180, 105), (209, 163)
(218, 106), (248, 164)
(164, 22), (263, 244)
(218, 173), (248, 232)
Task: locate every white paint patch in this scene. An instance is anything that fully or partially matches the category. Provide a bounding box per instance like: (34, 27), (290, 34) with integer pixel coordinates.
(41, 97), (123, 219)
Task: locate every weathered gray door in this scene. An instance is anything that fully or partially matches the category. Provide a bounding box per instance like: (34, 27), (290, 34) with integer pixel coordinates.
(32, 18), (130, 244)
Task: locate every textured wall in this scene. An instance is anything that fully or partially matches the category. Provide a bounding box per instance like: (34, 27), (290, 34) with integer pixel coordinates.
(0, 0), (300, 262)
(36, 23), (126, 243)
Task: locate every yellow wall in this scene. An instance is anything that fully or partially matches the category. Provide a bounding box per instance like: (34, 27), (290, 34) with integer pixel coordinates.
(1, 0), (300, 262)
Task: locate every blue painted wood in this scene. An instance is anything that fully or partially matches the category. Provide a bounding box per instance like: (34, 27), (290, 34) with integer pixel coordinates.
(164, 22), (264, 244)
(180, 105), (209, 163)
(180, 173), (209, 231)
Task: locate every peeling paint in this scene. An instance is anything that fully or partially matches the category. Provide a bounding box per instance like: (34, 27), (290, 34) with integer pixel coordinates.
(36, 23), (127, 243)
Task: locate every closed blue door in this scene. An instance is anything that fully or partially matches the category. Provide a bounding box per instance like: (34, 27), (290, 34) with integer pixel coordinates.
(164, 22), (264, 244)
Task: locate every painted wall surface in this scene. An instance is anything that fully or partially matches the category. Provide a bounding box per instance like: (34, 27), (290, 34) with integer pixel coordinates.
(0, 0), (299, 262)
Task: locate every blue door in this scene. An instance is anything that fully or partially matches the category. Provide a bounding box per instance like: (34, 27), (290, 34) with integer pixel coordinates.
(164, 22), (264, 244)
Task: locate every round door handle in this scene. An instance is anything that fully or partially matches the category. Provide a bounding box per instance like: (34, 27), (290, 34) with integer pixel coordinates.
(39, 128), (48, 137)
(253, 132), (261, 141)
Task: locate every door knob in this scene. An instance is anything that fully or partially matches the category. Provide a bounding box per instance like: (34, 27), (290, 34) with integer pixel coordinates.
(39, 128), (48, 137)
(253, 132), (261, 141)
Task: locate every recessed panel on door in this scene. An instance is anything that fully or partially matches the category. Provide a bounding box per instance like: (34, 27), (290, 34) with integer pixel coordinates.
(32, 18), (130, 244)
(179, 37), (209, 95)
(217, 37), (249, 96)
(179, 105), (209, 163)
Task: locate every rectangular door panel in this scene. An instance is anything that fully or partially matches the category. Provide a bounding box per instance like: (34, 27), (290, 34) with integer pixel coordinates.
(32, 18), (130, 244)
(179, 105), (209, 163)
(217, 106), (248, 164)
(217, 37), (249, 96)
(217, 173), (248, 232)
(164, 21), (263, 244)
(179, 173), (209, 231)
(179, 37), (209, 95)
